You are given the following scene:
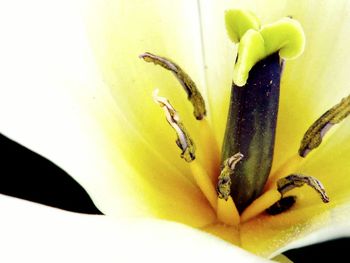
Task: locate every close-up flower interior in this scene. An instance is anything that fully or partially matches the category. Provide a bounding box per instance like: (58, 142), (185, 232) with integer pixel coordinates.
(1, 0), (350, 262)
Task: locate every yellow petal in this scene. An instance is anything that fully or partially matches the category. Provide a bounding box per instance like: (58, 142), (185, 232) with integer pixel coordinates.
(241, 201), (350, 258)
(0, 0), (215, 227)
(240, 118), (350, 257)
(271, 0), (350, 172)
(298, 118), (350, 207)
(271, 254), (293, 263)
(0, 194), (272, 263)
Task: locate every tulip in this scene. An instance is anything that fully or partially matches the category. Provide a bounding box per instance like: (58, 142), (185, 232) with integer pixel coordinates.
(1, 0), (350, 262)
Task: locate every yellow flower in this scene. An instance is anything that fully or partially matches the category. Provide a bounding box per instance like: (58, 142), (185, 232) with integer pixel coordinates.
(1, 0), (350, 261)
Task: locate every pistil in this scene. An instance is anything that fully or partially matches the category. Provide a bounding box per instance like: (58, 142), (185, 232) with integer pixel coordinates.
(221, 53), (283, 213)
(220, 10), (305, 214)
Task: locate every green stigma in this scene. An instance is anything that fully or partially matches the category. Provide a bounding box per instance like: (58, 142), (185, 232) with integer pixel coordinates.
(225, 10), (305, 86)
(225, 10), (260, 43)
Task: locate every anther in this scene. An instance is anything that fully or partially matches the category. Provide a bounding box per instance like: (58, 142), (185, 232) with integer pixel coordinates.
(266, 174), (329, 215)
(153, 89), (196, 162)
(277, 174), (329, 203)
(217, 153), (244, 201)
(299, 94), (350, 157)
(140, 52), (206, 120)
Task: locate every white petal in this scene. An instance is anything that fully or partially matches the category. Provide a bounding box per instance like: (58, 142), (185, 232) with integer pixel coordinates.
(0, 195), (270, 263)
(0, 0), (215, 226)
(272, 202), (350, 257)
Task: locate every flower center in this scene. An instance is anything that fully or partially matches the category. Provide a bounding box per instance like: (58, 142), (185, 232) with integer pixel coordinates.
(139, 9), (350, 225)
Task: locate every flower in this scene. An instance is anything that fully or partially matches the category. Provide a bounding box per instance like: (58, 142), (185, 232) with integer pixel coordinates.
(1, 0), (350, 261)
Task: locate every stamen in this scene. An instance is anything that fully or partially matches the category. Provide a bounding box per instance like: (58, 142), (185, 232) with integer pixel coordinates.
(140, 52), (206, 120)
(189, 161), (218, 210)
(277, 174), (329, 203)
(217, 197), (240, 226)
(217, 153), (244, 201)
(196, 119), (221, 184)
(264, 174), (329, 216)
(153, 89), (195, 162)
(299, 94), (350, 157)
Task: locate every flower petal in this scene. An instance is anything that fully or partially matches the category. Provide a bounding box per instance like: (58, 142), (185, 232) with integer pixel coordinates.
(241, 202), (350, 258)
(86, 0), (222, 192)
(271, 254), (293, 263)
(273, 0), (350, 172)
(0, 0), (214, 227)
(86, 0), (210, 154)
(296, 118), (350, 207)
(240, 118), (350, 257)
(277, 204), (350, 253)
(0, 195), (271, 263)
(196, 0), (236, 144)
